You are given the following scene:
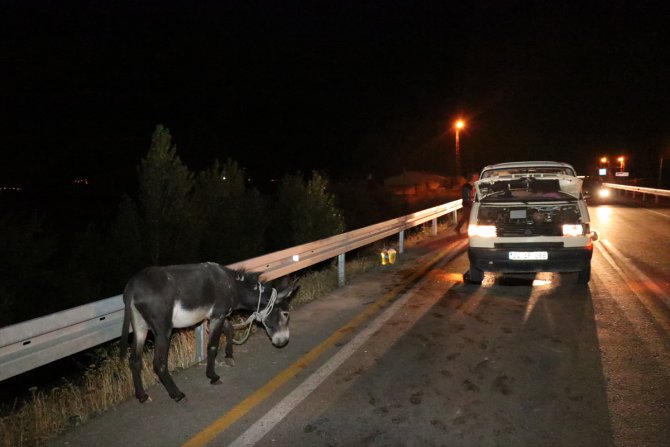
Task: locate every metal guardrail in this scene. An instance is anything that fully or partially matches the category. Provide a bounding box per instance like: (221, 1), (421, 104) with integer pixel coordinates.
(0, 199), (462, 382)
(603, 183), (670, 203)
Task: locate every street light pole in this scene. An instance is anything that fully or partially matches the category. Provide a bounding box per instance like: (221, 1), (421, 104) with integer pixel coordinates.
(454, 120), (465, 177)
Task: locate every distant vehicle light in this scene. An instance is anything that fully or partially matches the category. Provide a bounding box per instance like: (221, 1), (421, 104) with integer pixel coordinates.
(562, 224), (584, 237)
(468, 225), (496, 238)
(598, 188), (611, 198)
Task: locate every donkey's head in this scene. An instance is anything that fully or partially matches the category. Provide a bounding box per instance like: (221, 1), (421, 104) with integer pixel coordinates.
(253, 275), (299, 347)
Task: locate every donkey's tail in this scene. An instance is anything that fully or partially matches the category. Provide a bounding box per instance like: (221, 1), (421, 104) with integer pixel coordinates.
(119, 290), (131, 360)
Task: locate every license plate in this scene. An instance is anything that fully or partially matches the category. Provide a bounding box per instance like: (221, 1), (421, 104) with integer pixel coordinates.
(509, 251), (548, 260)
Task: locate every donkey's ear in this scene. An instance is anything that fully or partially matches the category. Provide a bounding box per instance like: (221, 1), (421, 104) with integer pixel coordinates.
(277, 286), (299, 302)
(270, 275), (289, 291)
(289, 285), (300, 299)
(289, 276), (300, 293)
(276, 276), (299, 301)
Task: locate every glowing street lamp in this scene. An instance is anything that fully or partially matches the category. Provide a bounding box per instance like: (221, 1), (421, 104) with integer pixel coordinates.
(598, 156), (609, 176)
(454, 119), (465, 176)
(617, 156), (625, 172)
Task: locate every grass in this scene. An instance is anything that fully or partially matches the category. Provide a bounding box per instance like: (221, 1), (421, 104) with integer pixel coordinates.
(0, 332), (198, 447)
(0, 221), (451, 446)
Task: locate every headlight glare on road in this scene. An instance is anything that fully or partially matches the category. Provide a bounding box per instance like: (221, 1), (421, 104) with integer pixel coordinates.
(468, 225), (497, 238)
(562, 224), (584, 236)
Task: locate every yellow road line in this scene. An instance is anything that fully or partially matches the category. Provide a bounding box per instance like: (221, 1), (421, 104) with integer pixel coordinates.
(182, 239), (466, 447)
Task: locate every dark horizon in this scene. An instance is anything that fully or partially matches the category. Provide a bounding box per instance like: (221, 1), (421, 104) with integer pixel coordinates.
(2, 1), (669, 194)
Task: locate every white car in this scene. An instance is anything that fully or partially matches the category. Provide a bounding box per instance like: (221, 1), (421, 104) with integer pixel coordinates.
(466, 161), (598, 284)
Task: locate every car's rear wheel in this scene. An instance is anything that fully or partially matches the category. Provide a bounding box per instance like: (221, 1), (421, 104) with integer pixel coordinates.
(577, 264), (591, 284)
(467, 267), (484, 284)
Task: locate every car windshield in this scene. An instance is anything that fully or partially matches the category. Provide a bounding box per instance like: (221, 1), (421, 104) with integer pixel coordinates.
(478, 177), (576, 202)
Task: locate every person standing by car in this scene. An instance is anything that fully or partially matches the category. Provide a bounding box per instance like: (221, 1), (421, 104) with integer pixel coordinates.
(455, 172), (479, 234)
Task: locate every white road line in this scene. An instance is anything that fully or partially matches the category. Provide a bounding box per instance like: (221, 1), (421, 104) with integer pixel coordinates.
(227, 249), (462, 447)
(644, 208), (670, 219)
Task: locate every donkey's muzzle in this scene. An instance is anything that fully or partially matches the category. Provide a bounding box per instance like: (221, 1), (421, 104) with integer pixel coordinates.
(271, 329), (289, 347)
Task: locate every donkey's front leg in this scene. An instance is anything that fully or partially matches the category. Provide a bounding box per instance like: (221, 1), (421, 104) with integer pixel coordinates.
(222, 318), (235, 367)
(206, 316), (225, 384)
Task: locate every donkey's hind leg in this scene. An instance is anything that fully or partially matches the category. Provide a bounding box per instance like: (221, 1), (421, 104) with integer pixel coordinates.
(222, 318), (235, 367)
(129, 328), (150, 403)
(206, 316), (226, 384)
(152, 330), (186, 402)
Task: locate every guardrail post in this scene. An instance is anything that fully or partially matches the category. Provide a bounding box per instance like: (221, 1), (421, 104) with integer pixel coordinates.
(431, 218), (438, 236)
(453, 210), (458, 225)
(338, 253), (345, 287)
(195, 323), (207, 363)
(398, 230), (405, 254)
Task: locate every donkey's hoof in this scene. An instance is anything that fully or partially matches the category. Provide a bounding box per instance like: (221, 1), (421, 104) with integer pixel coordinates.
(211, 378), (223, 385)
(208, 374), (221, 384)
(224, 357), (235, 367)
(172, 392), (186, 402)
(138, 393), (151, 403)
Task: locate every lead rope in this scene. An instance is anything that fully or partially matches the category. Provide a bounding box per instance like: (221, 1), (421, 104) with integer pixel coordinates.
(233, 283), (278, 345)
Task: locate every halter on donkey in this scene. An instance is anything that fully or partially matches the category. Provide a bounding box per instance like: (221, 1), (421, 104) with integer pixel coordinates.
(120, 262), (299, 403)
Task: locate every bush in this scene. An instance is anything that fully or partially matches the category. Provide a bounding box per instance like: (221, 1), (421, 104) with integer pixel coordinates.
(0, 213), (60, 323)
(268, 171), (345, 250)
(193, 159), (266, 264)
(331, 179), (407, 230)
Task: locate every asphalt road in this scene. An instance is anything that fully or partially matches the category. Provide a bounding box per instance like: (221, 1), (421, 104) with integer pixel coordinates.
(47, 196), (670, 447)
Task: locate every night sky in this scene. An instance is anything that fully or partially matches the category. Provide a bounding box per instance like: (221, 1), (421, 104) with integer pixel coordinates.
(2, 1), (669, 193)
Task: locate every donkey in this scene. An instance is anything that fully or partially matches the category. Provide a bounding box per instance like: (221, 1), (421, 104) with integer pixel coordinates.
(119, 262), (298, 403)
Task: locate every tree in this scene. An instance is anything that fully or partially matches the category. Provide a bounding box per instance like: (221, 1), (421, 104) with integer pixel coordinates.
(270, 171), (345, 249)
(193, 159), (266, 264)
(137, 125), (197, 265)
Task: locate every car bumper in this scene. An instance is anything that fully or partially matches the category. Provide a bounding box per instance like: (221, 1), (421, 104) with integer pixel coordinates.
(468, 245), (593, 273)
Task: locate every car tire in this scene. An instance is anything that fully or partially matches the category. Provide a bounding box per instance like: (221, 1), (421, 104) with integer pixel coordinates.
(577, 265), (591, 284)
(467, 267), (484, 284)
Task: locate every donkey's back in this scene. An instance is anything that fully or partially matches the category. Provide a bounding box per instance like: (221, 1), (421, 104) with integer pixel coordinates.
(126, 262), (238, 320)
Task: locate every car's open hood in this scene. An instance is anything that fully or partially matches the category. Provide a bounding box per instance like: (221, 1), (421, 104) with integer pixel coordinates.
(475, 173), (582, 201)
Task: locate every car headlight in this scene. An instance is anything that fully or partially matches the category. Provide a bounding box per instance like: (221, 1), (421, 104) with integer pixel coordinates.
(598, 188), (610, 198)
(468, 224), (497, 237)
(562, 224), (585, 236)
